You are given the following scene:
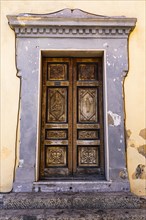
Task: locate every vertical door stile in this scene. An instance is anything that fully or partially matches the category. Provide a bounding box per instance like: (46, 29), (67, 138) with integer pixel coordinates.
(72, 58), (77, 173)
(68, 58), (73, 173)
(98, 61), (104, 174)
(40, 59), (47, 177)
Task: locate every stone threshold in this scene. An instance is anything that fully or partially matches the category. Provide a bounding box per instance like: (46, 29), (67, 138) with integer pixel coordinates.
(32, 181), (130, 193)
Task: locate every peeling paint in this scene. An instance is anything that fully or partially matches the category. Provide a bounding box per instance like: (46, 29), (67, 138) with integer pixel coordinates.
(32, 69), (38, 73)
(132, 164), (146, 179)
(103, 42), (108, 47)
(108, 111), (121, 126)
(138, 145), (146, 157)
(17, 18), (26, 26)
(139, 128), (146, 140)
(108, 114), (114, 125)
(18, 159), (24, 168)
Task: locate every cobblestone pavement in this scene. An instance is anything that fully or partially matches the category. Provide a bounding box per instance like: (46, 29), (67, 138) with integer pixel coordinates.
(0, 192), (145, 220)
(0, 208), (146, 220)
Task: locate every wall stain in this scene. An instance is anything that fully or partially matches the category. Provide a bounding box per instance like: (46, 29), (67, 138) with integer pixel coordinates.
(126, 129), (132, 139)
(119, 169), (128, 179)
(130, 143), (136, 148)
(126, 130), (136, 149)
(1, 147), (12, 159)
(138, 145), (146, 157)
(132, 164), (146, 179)
(139, 128), (146, 140)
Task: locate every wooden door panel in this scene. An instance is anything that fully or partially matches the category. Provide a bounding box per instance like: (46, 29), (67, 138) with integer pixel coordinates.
(73, 58), (104, 176)
(40, 57), (104, 179)
(47, 63), (68, 81)
(78, 146), (99, 167)
(78, 130), (98, 139)
(46, 130), (67, 140)
(77, 63), (98, 81)
(78, 87), (98, 123)
(40, 58), (72, 178)
(45, 146), (67, 167)
(46, 87), (67, 123)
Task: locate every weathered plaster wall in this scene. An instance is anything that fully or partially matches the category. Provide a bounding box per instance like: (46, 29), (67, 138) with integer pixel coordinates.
(0, 0), (145, 195)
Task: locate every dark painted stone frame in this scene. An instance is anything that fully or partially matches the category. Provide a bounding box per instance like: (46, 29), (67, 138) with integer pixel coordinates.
(7, 9), (136, 192)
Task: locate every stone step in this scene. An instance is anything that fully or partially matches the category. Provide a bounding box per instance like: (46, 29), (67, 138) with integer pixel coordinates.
(0, 192), (145, 210)
(0, 208), (146, 220)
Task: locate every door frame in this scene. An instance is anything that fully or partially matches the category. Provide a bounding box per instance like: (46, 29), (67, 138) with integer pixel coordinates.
(36, 49), (109, 181)
(7, 9), (136, 192)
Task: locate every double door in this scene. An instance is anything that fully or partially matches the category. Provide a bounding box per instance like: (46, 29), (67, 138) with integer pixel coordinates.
(40, 57), (104, 179)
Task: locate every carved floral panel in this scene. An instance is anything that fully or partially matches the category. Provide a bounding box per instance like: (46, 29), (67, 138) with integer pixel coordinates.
(47, 63), (68, 81)
(78, 146), (98, 167)
(78, 63), (97, 81)
(46, 130), (67, 139)
(46, 146), (66, 167)
(78, 130), (98, 139)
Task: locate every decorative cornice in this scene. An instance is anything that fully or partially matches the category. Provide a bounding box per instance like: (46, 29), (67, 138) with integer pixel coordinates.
(7, 9), (137, 38)
(13, 26), (132, 38)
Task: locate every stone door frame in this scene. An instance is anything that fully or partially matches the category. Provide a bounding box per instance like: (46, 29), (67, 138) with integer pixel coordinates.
(7, 9), (136, 192)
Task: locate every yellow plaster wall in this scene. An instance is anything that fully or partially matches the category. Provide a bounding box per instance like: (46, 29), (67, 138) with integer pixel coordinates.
(0, 0), (146, 195)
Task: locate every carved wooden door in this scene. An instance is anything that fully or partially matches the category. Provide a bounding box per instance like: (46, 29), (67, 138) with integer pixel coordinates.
(40, 58), (104, 179)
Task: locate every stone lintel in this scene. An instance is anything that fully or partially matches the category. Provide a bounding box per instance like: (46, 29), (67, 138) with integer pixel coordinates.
(7, 9), (137, 38)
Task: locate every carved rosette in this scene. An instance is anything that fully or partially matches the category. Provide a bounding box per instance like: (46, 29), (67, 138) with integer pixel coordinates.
(46, 146), (66, 166)
(78, 64), (97, 80)
(78, 147), (98, 167)
(48, 64), (67, 81)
